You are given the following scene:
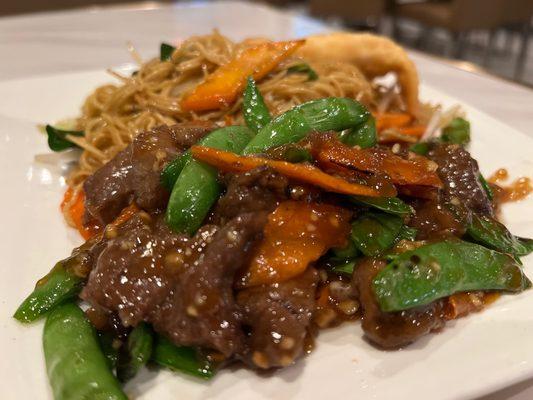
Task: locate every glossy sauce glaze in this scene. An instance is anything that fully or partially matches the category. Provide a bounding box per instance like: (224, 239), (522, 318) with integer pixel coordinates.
(490, 168), (533, 203)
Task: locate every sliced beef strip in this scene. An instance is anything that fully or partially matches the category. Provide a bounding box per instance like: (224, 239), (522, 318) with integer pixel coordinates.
(81, 213), (190, 326)
(428, 143), (493, 216)
(212, 166), (289, 224)
(149, 212), (268, 356)
(237, 268), (319, 369)
(353, 258), (446, 349)
(408, 198), (466, 240)
(82, 208), (268, 356)
(84, 121), (214, 224)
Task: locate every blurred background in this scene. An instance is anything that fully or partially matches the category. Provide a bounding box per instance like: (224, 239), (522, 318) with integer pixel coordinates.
(1, 0), (532, 86)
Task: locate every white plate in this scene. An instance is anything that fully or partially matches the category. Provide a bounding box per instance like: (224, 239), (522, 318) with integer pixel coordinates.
(0, 68), (532, 400)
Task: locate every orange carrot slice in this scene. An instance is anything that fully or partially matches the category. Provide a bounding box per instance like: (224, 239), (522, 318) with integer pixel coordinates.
(238, 201), (351, 287)
(375, 113), (412, 131)
(61, 188), (99, 239)
(315, 140), (442, 187)
(398, 124), (426, 137)
(61, 188), (139, 239)
(191, 145), (385, 197)
(180, 40), (304, 112)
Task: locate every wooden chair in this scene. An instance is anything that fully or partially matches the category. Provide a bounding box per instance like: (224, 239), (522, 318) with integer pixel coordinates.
(500, 0), (533, 80)
(393, 0), (507, 58)
(309, 0), (387, 30)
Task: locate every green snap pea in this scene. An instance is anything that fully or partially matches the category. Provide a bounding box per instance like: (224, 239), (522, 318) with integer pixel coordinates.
(351, 212), (404, 257)
(161, 151), (191, 191)
(162, 125), (254, 191)
(467, 213), (533, 257)
(397, 225), (418, 242)
(98, 332), (120, 371)
(373, 240), (531, 312)
(242, 97), (372, 155)
(14, 261), (83, 323)
(266, 143), (313, 163)
(243, 77), (271, 132)
(409, 141), (430, 155)
(330, 260), (357, 277)
(165, 126), (254, 234)
(43, 303), (127, 400)
(350, 195), (414, 216)
(117, 323), (154, 382)
(338, 116), (377, 148)
(331, 239), (360, 261)
(152, 335), (215, 379)
(441, 117), (470, 145)
(478, 174), (494, 200)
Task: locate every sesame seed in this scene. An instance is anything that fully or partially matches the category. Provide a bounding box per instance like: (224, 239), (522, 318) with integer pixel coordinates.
(391, 143), (401, 154)
(280, 337), (295, 350)
(279, 355), (294, 367)
(252, 351), (269, 369)
(186, 305), (198, 317)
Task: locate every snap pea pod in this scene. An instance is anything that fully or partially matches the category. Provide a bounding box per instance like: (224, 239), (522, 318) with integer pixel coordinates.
(162, 125), (255, 191)
(397, 225), (418, 242)
(242, 97), (372, 155)
(331, 239), (360, 261)
(350, 195), (414, 216)
(441, 117), (470, 145)
(14, 261), (83, 323)
(338, 116), (377, 148)
(161, 151), (191, 191)
(467, 213), (533, 257)
(43, 303), (127, 400)
(478, 174), (494, 200)
(409, 141), (430, 155)
(165, 126), (254, 234)
(152, 335), (215, 379)
(373, 240), (531, 312)
(98, 332), (120, 371)
(117, 322), (154, 382)
(351, 212), (404, 257)
(330, 259), (357, 276)
(243, 77), (271, 132)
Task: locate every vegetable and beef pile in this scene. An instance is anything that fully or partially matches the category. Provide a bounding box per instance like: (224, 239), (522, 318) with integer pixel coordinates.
(15, 32), (533, 400)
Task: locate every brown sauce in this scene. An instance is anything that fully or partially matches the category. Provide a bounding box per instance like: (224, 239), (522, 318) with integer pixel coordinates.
(489, 168), (532, 203)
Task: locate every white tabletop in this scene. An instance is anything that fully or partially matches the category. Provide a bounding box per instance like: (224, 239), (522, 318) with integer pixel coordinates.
(0, 2), (532, 399)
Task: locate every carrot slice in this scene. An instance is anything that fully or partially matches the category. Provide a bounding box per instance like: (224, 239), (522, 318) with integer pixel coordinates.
(190, 145), (385, 197)
(398, 124), (426, 137)
(238, 201), (351, 287)
(61, 188), (99, 239)
(180, 40), (304, 112)
(315, 140), (442, 187)
(61, 188), (139, 239)
(375, 113), (412, 131)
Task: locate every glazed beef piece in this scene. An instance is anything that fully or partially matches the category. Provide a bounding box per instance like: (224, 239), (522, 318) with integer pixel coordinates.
(428, 143), (493, 216)
(82, 210), (269, 357)
(237, 268), (319, 369)
(150, 212), (268, 356)
(81, 212), (189, 326)
(353, 258), (446, 349)
(212, 166), (289, 224)
(408, 199), (466, 239)
(84, 121), (214, 224)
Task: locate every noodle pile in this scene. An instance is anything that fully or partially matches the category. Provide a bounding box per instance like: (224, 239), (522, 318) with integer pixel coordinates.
(67, 31), (377, 188)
